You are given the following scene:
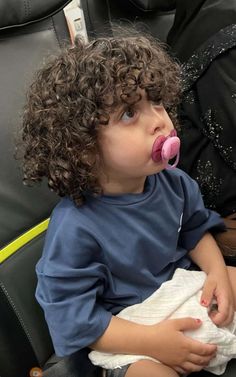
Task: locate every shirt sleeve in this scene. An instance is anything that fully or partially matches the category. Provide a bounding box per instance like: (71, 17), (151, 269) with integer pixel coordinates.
(35, 207), (112, 357)
(178, 172), (225, 251)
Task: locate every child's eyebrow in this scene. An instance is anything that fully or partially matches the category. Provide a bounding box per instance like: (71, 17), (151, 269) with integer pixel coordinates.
(116, 100), (138, 113)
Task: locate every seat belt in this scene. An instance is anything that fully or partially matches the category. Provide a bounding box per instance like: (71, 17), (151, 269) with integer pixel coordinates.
(64, 0), (88, 44)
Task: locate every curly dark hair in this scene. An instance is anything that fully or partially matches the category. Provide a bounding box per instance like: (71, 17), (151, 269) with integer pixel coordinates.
(21, 32), (181, 206)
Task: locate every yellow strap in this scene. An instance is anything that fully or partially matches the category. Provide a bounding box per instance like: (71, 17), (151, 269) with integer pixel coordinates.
(0, 218), (50, 263)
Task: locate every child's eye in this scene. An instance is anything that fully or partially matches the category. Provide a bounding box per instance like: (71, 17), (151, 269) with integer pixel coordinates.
(121, 107), (136, 122)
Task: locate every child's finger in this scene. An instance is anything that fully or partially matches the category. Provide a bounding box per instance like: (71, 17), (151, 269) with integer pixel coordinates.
(200, 280), (216, 307)
(210, 310), (227, 326)
(174, 317), (203, 332)
(210, 300), (234, 326)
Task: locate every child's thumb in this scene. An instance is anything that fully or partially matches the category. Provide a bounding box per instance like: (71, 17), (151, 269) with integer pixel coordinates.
(175, 317), (202, 331)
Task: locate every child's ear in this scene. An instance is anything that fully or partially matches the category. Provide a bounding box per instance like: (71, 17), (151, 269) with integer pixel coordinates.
(81, 150), (100, 168)
(93, 152), (102, 171)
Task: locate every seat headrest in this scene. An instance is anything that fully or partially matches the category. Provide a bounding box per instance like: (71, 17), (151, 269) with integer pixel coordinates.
(130, 0), (176, 11)
(0, 0), (70, 29)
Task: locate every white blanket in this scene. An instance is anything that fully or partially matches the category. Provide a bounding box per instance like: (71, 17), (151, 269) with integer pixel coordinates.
(89, 268), (236, 375)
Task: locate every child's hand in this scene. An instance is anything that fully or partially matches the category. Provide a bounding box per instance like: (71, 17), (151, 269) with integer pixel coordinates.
(200, 271), (235, 327)
(149, 317), (217, 374)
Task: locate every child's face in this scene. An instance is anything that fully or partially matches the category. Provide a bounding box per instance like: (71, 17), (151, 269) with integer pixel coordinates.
(98, 91), (174, 193)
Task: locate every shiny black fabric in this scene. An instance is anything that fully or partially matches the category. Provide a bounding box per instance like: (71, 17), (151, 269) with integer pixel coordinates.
(167, 0), (236, 217)
(167, 0), (236, 62)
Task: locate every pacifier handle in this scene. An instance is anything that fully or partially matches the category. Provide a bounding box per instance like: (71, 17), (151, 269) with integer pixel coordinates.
(161, 136), (180, 169)
(151, 131), (180, 169)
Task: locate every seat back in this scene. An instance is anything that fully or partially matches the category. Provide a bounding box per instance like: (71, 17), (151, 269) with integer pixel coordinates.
(81, 0), (176, 42)
(0, 1), (71, 376)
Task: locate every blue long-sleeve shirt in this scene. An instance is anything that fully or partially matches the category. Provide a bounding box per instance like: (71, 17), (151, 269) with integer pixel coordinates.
(35, 169), (224, 356)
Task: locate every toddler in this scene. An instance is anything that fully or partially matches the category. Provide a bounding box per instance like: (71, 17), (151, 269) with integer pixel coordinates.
(21, 32), (236, 377)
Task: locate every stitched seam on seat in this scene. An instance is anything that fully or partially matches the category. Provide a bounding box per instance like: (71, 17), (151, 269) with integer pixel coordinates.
(0, 1), (71, 31)
(24, 0), (31, 19)
(0, 281), (39, 363)
(51, 16), (62, 49)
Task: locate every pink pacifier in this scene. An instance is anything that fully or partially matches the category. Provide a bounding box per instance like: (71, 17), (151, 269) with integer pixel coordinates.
(151, 129), (180, 169)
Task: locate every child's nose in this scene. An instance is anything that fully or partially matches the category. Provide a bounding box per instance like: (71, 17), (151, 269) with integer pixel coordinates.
(149, 116), (172, 136)
(146, 103), (174, 135)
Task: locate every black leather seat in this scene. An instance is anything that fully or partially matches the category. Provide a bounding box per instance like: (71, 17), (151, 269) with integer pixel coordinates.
(1, 0), (236, 376)
(81, 0), (176, 42)
(0, 1), (98, 376)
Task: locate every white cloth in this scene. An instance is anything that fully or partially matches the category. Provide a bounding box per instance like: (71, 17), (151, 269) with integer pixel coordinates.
(89, 268), (236, 375)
